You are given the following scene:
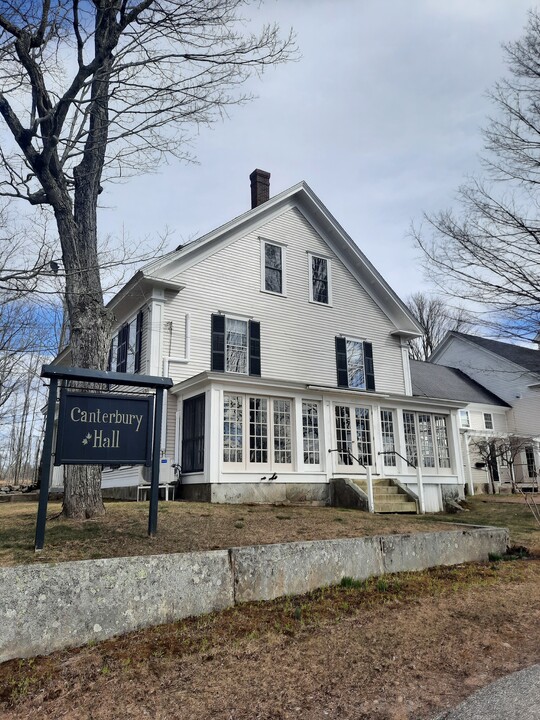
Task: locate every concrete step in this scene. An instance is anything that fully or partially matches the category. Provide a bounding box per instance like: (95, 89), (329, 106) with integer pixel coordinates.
(372, 486), (400, 495)
(374, 500), (417, 513)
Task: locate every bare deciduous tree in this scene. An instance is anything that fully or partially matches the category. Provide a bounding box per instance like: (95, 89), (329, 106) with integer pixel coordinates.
(0, 1), (295, 518)
(406, 292), (473, 360)
(415, 10), (540, 343)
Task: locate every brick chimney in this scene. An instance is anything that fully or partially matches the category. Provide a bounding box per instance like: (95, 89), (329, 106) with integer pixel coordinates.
(250, 169), (270, 209)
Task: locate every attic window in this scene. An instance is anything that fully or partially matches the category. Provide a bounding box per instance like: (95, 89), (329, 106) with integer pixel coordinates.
(309, 254), (332, 305)
(261, 240), (286, 295)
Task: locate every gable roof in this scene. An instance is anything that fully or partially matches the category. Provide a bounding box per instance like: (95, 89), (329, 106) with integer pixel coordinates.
(434, 332), (540, 375)
(410, 359), (510, 406)
(117, 180), (422, 337)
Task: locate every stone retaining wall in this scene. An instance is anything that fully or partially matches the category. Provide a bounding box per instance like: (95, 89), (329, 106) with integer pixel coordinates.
(0, 525), (508, 663)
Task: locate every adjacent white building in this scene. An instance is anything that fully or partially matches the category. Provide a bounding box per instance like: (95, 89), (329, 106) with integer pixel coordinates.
(430, 332), (540, 489)
(56, 171), (471, 511)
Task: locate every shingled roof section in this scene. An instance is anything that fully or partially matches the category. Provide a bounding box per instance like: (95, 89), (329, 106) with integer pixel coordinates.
(450, 332), (540, 375)
(410, 360), (510, 407)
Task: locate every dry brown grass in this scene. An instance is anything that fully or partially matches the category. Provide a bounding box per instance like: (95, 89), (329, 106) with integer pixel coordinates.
(0, 500), (456, 567)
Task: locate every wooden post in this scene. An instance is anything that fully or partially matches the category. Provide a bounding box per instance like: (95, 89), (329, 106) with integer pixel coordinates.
(366, 465), (375, 513)
(35, 378), (59, 551)
(148, 387), (164, 537)
(416, 464), (425, 514)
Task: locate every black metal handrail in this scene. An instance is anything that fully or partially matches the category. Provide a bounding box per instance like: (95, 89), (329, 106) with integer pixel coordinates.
(377, 449), (417, 470)
(328, 448), (375, 473)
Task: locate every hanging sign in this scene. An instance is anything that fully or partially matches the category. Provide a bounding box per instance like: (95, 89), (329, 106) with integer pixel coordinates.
(55, 390), (154, 466)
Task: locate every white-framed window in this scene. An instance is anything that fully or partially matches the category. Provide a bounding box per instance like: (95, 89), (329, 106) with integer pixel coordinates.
(223, 394), (293, 470)
(459, 410), (471, 428)
(223, 395), (243, 464)
(302, 401), (320, 465)
(225, 317), (248, 374)
(380, 409), (396, 466)
(483, 413), (494, 430)
(125, 316), (138, 374)
(402, 412), (418, 468)
(346, 339), (365, 389)
(434, 415), (451, 468)
(308, 253), (332, 305)
(402, 411), (452, 473)
(261, 239), (286, 295)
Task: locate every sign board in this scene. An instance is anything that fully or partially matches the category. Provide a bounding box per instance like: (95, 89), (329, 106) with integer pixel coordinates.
(55, 391), (154, 466)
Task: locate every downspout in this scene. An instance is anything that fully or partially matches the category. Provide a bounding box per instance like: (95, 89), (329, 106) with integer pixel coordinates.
(161, 314), (191, 452)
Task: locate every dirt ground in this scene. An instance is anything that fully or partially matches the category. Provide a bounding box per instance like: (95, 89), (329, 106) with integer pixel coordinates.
(0, 500), (456, 566)
(1, 558), (539, 720)
(1, 495), (540, 719)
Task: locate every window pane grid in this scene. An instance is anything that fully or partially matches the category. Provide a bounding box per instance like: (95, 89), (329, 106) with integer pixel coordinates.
(273, 399), (292, 464)
(346, 340), (365, 389)
(335, 406), (353, 465)
(484, 413), (494, 430)
(226, 318), (248, 374)
(418, 414), (435, 468)
(302, 401), (320, 464)
(380, 409), (396, 466)
(312, 256), (329, 304)
(223, 395), (243, 463)
(434, 415), (451, 469)
(355, 407), (372, 466)
(249, 397), (268, 463)
(264, 243), (282, 293)
(403, 411), (418, 467)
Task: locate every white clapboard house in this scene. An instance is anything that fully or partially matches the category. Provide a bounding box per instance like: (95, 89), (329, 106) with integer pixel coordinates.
(54, 171), (474, 512)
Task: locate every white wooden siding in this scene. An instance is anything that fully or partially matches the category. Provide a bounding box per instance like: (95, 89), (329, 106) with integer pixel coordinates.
(435, 340), (540, 437)
(162, 207), (407, 394)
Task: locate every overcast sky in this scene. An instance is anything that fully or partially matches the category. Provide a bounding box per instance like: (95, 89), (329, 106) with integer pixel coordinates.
(101, 0), (535, 302)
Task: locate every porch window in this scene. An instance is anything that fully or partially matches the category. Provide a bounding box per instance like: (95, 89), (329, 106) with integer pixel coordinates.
(434, 415), (451, 469)
(302, 401), (320, 464)
(249, 397), (268, 463)
(355, 407), (372, 466)
(223, 394), (294, 469)
(273, 399), (292, 464)
(418, 414), (435, 468)
(335, 405), (353, 465)
(380, 410), (396, 466)
(223, 395), (243, 463)
(402, 412), (418, 467)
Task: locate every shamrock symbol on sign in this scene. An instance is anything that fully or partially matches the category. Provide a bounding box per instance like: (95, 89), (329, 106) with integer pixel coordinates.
(82, 432), (92, 446)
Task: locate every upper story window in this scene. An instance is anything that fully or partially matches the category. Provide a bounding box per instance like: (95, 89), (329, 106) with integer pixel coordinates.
(459, 410), (470, 428)
(335, 336), (375, 391)
(211, 314), (261, 376)
(226, 317), (248, 374)
(483, 413), (494, 430)
(309, 254), (332, 305)
(108, 309), (144, 374)
(262, 240), (285, 295)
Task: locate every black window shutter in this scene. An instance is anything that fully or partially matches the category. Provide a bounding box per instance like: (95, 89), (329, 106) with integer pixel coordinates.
(364, 342), (376, 391)
(134, 310), (144, 373)
(107, 343), (113, 372)
(117, 324), (128, 372)
(249, 320), (261, 376)
(335, 337), (348, 387)
(211, 314), (225, 372)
